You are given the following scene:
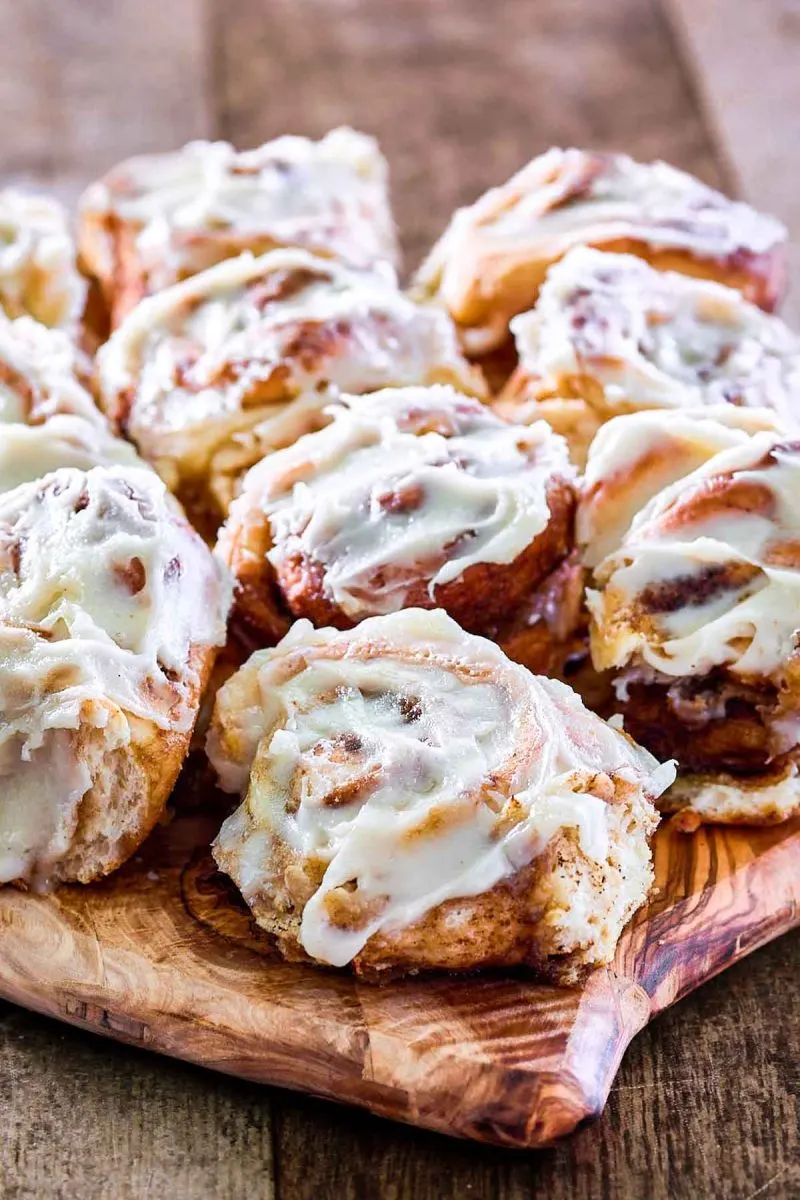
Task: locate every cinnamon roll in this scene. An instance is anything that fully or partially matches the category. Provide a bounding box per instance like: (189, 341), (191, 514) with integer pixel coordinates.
(207, 609), (674, 982)
(413, 148), (786, 357)
(496, 248), (800, 465)
(217, 384), (579, 674)
(584, 418), (800, 825)
(0, 189), (86, 331)
(0, 465), (231, 887)
(97, 249), (486, 525)
(79, 128), (398, 327)
(0, 313), (140, 493)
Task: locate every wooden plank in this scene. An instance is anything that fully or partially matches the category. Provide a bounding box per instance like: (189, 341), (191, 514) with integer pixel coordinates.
(0, 0), (213, 207)
(0, 1001), (276, 1199)
(664, 0), (800, 324)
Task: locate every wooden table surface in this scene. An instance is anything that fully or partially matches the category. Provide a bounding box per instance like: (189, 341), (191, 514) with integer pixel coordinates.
(1, 2), (799, 1197)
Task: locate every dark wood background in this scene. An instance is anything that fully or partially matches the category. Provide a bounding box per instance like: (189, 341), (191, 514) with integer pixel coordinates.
(0, 1), (798, 1197)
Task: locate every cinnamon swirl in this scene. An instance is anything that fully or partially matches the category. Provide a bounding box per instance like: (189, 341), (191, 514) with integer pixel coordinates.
(79, 129), (398, 327)
(207, 609), (674, 981)
(413, 148), (786, 357)
(0, 465), (231, 887)
(496, 248), (800, 465)
(217, 384), (579, 674)
(584, 419), (800, 825)
(97, 250), (485, 526)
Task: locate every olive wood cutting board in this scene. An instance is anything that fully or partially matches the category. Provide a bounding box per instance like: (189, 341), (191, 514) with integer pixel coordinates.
(0, 767), (797, 1150)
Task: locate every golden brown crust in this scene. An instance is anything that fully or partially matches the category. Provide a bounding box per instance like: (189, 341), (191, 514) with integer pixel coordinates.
(208, 608), (668, 984)
(78, 211), (134, 331)
(222, 502), (293, 648)
(584, 424), (800, 824)
(0, 463), (229, 888)
(79, 129), (399, 332)
(415, 147), (787, 363)
(494, 383), (604, 470)
(561, 238), (784, 313)
(213, 791), (657, 987)
(481, 238), (784, 363)
(494, 247), (796, 470)
(460, 240), (784, 367)
(98, 254), (486, 536)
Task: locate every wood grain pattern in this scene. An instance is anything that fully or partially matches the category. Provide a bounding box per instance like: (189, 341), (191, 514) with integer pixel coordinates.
(0, 768), (797, 1150)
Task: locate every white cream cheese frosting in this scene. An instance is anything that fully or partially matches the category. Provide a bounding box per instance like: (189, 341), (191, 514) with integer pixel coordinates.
(0, 417), (141, 495)
(467, 151), (785, 257)
(222, 384), (573, 618)
(0, 465), (232, 883)
(208, 609), (674, 967)
(0, 189), (86, 329)
(80, 127), (398, 286)
(511, 247), (800, 421)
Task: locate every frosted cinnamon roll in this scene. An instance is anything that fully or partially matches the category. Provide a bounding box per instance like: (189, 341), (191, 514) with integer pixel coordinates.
(207, 609), (674, 981)
(79, 128), (398, 327)
(585, 424), (800, 826)
(217, 385), (578, 673)
(0, 189), (86, 331)
(496, 248), (800, 465)
(0, 465), (231, 887)
(97, 249), (485, 524)
(414, 148), (786, 357)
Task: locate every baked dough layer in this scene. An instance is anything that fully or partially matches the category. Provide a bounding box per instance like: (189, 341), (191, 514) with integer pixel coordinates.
(496, 248), (800, 465)
(0, 189), (86, 330)
(583, 413), (800, 824)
